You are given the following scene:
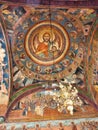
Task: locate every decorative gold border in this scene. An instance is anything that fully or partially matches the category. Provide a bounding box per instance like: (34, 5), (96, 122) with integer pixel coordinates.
(25, 21), (70, 66)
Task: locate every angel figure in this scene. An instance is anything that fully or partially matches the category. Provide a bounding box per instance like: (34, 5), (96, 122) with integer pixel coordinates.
(33, 31), (61, 58)
(35, 32), (50, 57)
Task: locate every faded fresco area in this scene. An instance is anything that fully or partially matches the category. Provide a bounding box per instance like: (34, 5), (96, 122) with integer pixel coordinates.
(0, 118), (98, 130)
(0, 0), (98, 129)
(0, 19), (10, 117)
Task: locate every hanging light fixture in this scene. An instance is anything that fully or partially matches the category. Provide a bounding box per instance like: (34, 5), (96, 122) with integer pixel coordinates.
(52, 81), (83, 115)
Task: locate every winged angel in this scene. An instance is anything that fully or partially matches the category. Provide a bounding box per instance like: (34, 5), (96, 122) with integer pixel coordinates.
(33, 31), (61, 58)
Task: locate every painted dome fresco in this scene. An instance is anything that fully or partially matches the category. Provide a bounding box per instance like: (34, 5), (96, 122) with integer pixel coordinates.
(0, 0), (98, 129)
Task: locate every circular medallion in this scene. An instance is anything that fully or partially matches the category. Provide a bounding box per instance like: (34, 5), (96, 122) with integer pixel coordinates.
(13, 12), (84, 81)
(25, 21), (70, 66)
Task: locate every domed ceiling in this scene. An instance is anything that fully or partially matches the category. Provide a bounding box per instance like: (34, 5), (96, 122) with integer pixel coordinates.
(0, 0), (98, 129)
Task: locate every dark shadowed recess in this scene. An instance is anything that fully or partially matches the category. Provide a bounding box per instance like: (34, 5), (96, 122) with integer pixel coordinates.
(1, 0), (98, 7)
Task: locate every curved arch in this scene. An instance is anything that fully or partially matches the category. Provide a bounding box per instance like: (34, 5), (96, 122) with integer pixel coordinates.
(87, 17), (98, 105)
(5, 82), (98, 120)
(5, 83), (43, 118)
(5, 82), (60, 119)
